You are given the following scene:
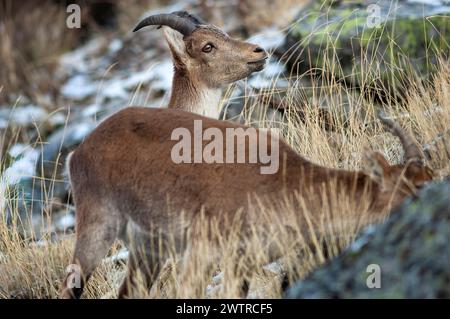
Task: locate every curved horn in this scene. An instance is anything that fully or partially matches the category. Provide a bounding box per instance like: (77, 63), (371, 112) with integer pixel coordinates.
(171, 11), (206, 25)
(133, 13), (197, 36)
(378, 112), (425, 164)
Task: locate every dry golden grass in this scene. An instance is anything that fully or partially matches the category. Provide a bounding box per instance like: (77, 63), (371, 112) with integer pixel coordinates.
(0, 187), (377, 299)
(1, 57), (448, 298)
(0, 1), (449, 298)
(116, 0), (173, 35)
(0, 0), (172, 106)
(0, 0), (81, 106)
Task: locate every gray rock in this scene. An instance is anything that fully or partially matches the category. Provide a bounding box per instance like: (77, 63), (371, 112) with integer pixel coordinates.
(285, 180), (450, 298)
(282, 0), (450, 102)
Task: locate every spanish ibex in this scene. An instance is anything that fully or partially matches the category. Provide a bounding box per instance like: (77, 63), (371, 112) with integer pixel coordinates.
(134, 11), (267, 118)
(59, 106), (434, 299)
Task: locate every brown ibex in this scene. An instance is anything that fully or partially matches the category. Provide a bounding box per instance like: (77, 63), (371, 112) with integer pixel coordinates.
(133, 11), (268, 118)
(59, 106), (434, 299)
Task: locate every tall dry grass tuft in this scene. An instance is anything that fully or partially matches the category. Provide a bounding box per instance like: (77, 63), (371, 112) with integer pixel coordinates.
(0, 0), (82, 106)
(1, 3), (449, 297)
(116, 0), (173, 34)
(1, 55), (448, 297)
(0, 194), (125, 298)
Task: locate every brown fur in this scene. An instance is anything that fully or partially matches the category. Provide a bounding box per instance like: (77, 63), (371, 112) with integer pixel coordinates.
(163, 24), (267, 117)
(59, 108), (433, 298)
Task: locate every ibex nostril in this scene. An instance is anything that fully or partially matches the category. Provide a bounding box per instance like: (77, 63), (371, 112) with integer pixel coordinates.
(253, 46), (265, 53)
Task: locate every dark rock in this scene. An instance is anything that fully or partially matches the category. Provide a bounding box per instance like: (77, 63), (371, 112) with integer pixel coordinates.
(282, 0), (450, 102)
(285, 179), (450, 298)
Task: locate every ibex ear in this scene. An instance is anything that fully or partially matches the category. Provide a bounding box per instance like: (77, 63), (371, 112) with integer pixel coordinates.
(162, 27), (188, 68)
(364, 151), (390, 184)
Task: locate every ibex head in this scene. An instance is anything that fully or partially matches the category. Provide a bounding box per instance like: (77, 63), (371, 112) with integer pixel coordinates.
(366, 115), (434, 203)
(133, 11), (268, 88)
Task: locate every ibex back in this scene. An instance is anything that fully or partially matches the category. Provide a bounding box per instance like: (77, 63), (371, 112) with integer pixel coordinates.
(59, 107), (434, 298)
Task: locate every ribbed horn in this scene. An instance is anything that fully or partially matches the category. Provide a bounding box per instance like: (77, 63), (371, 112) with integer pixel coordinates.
(378, 112), (425, 164)
(172, 11), (206, 25)
(133, 13), (197, 36)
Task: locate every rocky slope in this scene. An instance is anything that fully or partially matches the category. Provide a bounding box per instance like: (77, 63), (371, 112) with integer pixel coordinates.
(282, 0), (450, 102)
(286, 180), (450, 298)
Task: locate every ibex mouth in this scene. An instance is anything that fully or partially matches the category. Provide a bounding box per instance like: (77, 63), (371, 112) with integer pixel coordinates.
(248, 57), (268, 64)
(247, 57), (268, 71)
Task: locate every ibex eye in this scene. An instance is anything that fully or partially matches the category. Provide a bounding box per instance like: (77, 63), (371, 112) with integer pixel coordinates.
(202, 43), (213, 53)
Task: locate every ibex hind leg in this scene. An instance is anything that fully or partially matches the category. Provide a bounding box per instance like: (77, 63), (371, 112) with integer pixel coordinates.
(117, 238), (163, 299)
(59, 204), (119, 299)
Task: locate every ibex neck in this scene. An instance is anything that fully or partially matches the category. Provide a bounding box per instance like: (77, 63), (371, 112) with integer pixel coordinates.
(168, 69), (222, 119)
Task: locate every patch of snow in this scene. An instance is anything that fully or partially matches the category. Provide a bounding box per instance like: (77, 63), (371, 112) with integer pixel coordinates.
(0, 179), (6, 213)
(8, 143), (29, 158)
(151, 60), (174, 91)
(3, 105), (48, 127)
(248, 78), (272, 89)
(71, 122), (95, 141)
(59, 38), (104, 73)
(248, 58), (287, 89)
(82, 104), (102, 118)
(205, 271), (225, 297)
(247, 28), (286, 51)
(101, 79), (128, 100)
(102, 248), (129, 265)
(206, 283), (224, 298)
(2, 147), (39, 185)
(407, 0), (448, 6)
(31, 239), (51, 247)
(108, 39), (123, 54)
(123, 67), (157, 89)
(249, 75), (288, 90)
(0, 118), (8, 129)
(61, 74), (97, 100)
(262, 61), (286, 78)
(55, 213), (76, 231)
(119, 60), (173, 94)
(212, 271), (224, 285)
(48, 112), (68, 127)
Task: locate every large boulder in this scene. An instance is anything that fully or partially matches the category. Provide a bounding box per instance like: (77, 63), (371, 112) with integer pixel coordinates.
(285, 179), (450, 298)
(282, 0), (450, 102)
